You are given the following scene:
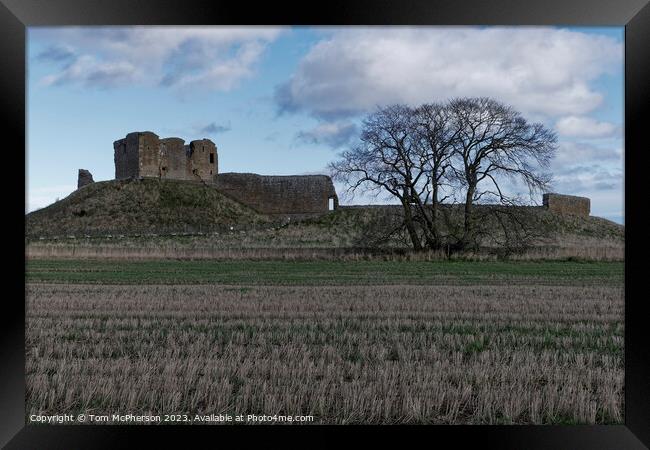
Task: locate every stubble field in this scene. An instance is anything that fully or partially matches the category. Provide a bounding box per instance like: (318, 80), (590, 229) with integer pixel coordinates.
(25, 260), (624, 424)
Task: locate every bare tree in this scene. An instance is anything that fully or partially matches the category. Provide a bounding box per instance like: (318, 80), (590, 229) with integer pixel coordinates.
(329, 105), (421, 249)
(330, 98), (557, 254)
(445, 97), (557, 250)
(410, 103), (458, 248)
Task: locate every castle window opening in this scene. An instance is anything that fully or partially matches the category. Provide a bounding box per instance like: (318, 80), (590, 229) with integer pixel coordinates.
(328, 197), (335, 211)
(210, 153), (214, 164)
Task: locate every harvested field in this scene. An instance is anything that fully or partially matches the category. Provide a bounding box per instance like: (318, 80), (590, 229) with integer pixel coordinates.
(25, 242), (625, 262)
(26, 271), (624, 424)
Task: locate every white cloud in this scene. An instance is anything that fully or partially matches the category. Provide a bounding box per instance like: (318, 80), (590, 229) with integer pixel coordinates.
(276, 27), (622, 120)
(33, 26), (285, 91)
(556, 116), (620, 138)
(552, 164), (622, 192)
(552, 142), (622, 168)
(40, 54), (138, 88)
(296, 121), (358, 148)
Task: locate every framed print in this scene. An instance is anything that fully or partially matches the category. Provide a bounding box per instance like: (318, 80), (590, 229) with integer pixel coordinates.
(2, 0), (649, 447)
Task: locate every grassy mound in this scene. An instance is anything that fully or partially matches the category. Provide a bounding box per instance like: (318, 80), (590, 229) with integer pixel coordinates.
(26, 178), (270, 237)
(307, 205), (624, 247)
(26, 180), (623, 261)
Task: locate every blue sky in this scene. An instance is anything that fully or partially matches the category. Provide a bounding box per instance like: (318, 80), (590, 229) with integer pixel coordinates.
(27, 26), (624, 223)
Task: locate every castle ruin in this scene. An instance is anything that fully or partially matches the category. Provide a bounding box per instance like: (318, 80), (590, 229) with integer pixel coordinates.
(77, 132), (591, 219)
(77, 169), (94, 188)
(107, 131), (338, 217)
(113, 131), (217, 182)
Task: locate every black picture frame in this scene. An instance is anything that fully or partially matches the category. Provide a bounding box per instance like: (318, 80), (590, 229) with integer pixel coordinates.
(2, 0), (648, 447)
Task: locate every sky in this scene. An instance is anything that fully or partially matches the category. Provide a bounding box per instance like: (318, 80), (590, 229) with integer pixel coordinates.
(26, 26), (624, 224)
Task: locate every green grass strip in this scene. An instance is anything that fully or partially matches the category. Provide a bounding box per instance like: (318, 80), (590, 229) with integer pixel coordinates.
(26, 259), (624, 286)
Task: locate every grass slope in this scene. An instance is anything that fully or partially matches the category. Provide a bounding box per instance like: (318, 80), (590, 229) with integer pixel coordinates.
(26, 178), (269, 237)
(25, 179), (624, 260)
(310, 205), (624, 247)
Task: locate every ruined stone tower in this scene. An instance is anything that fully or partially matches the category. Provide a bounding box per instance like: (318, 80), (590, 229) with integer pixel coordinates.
(113, 131), (217, 182)
(77, 169), (94, 188)
(107, 130), (339, 218)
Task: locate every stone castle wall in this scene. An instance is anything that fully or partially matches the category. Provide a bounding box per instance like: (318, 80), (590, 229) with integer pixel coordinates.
(135, 131), (162, 178)
(543, 193), (590, 216)
(189, 139), (218, 181)
(110, 131), (336, 216)
(97, 136), (597, 220)
(106, 132), (600, 219)
(113, 135), (139, 179)
(113, 132), (216, 182)
(160, 137), (188, 180)
(214, 172), (338, 216)
(77, 169), (94, 188)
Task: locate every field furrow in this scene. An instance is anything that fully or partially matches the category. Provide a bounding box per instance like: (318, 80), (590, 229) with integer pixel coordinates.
(26, 282), (623, 424)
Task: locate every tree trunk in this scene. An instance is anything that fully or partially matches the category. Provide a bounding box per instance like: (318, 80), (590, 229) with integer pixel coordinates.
(429, 181), (440, 246)
(401, 199), (422, 251)
(462, 184), (475, 249)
